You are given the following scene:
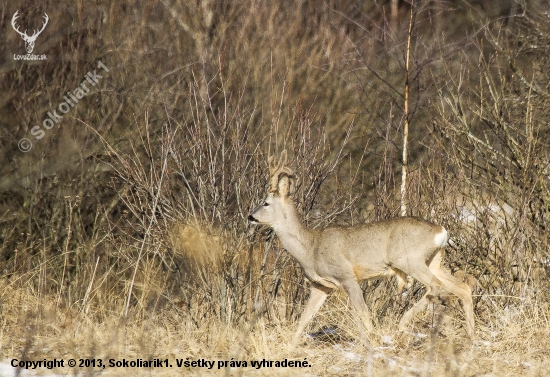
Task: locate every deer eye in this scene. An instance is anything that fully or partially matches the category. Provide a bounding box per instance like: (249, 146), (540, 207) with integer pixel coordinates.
(263, 202), (270, 207)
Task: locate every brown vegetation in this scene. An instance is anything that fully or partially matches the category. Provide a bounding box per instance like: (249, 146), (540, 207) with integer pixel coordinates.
(0, 0), (549, 375)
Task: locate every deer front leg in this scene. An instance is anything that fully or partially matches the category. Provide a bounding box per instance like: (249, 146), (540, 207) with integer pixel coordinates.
(291, 283), (332, 347)
(341, 278), (374, 333)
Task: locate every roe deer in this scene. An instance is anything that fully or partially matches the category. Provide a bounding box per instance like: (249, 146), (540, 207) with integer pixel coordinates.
(248, 151), (475, 344)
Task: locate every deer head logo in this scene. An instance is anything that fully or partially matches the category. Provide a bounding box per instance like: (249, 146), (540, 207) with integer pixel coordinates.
(11, 11), (49, 54)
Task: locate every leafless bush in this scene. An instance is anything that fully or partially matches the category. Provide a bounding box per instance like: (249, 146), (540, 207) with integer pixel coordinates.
(432, 7), (550, 309)
(1, 2), (550, 371)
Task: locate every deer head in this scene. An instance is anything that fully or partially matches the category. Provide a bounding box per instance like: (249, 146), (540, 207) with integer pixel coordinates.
(12, 11), (49, 54)
(248, 150), (297, 228)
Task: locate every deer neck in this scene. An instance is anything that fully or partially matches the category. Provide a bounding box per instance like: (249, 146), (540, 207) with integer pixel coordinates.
(272, 204), (315, 267)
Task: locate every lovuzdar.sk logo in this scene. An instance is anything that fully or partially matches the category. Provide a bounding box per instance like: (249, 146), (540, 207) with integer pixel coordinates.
(11, 10), (48, 60)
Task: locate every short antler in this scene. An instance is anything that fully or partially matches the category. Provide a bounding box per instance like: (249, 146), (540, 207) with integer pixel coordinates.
(268, 150), (295, 194)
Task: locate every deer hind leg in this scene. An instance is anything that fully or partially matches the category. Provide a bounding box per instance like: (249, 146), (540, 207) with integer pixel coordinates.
(428, 250), (476, 340)
(394, 268), (413, 293)
(291, 283), (332, 346)
(398, 264), (444, 332)
(398, 287), (442, 331)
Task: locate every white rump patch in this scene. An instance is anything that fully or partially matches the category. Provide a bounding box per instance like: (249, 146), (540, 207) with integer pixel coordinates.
(433, 227), (448, 247)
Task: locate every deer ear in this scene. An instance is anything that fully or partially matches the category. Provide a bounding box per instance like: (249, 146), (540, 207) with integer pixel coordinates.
(278, 174), (291, 197)
(288, 175), (296, 195)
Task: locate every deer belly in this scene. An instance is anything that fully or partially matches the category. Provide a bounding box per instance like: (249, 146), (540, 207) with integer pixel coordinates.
(353, 264), (394, 281)
(303, 269), (340, 289)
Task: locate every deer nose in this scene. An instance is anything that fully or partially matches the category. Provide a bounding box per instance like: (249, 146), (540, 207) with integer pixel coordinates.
(248, 214), (257, 222)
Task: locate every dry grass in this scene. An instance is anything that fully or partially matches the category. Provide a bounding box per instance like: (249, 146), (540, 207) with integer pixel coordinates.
(1, 280), (549, 376)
